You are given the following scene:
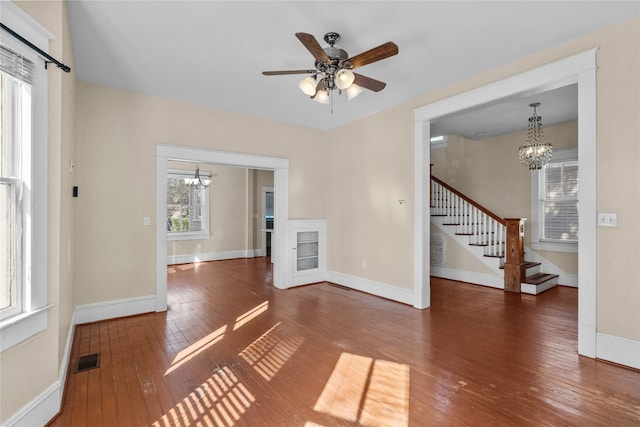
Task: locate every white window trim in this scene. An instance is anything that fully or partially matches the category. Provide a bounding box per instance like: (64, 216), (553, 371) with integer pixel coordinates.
(166, 169), (211, 241)
(530, 147), (578, 253)
(0, 2), (53, 352)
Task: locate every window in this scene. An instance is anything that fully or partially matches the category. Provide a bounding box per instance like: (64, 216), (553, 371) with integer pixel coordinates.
(0, 52), (32, 319)
(167, 170), (210, 240)
(0, 17), (49, 351)
(531, 148), (578, 253)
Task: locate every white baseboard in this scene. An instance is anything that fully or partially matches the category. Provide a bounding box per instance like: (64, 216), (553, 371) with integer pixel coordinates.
(2, 311), (76, 427)
(75, 295), (156, 325)
(1, 379), (62, 427)
(167, 249), (258, 265)
(558, 273), (578, 287)
(597, 332), (640, 370)
(326, 271), (414, 305)
(431, 266), (504, 289)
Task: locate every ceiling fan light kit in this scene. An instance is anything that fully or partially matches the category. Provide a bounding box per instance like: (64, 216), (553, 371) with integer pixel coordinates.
(263, 32), (398, 110)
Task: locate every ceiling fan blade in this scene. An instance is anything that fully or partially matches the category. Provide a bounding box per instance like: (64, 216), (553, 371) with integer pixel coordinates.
(262, 69), (317, 76)
(348, 41), (398, 69)
(353, 73), (387, 92)
(295, 32), (331, 64)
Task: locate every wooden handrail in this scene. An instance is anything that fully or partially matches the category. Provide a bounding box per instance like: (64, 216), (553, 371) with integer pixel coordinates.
(431, 175), (506, 226)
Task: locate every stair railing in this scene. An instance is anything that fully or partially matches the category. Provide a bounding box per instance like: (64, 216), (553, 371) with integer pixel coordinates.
(430, 175), (506, 257)
(430, 174), (528, 293)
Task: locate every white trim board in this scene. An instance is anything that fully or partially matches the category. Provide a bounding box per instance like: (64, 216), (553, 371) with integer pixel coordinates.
(1, 379), (62, 427)
(597, 333), (640, 370)
(168, 249), (260, 265)
(327, 271), (414, 306)
(74, 295), (156, 325)
(430, 267), (504, 290)
(414, 48), (598, 359)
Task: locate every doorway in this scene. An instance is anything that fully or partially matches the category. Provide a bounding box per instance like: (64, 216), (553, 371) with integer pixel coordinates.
(413, 49), (597, 357)
(156, 145), (290, 312)
(262, 186), (274, 258)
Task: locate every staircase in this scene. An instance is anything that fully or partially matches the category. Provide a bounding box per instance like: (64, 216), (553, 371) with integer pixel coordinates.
(430, 175), (558, 295)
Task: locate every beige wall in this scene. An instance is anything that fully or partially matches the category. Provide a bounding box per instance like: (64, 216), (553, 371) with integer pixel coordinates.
(326, 106), (415, 289)
(324, 17), (639, 340)
(431, 121), (579, 276)
(74, 82), (328, 305)
(0, 0), (77, 423)
(167, 163), (263, 258)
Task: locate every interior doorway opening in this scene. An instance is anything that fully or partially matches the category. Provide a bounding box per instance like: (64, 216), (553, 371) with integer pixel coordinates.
(156, 145), (290, 312)
(413, 49), (597, 358)
(262, 186), (274, 258)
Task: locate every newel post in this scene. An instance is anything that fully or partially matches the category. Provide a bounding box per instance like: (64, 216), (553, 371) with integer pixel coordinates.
(503, 218), (526, 293)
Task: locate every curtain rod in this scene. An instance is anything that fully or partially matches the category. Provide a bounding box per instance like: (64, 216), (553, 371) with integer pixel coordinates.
(1, 22), (71, 73)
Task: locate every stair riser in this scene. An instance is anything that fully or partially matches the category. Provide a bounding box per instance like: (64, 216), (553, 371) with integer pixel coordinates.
(525, 265), (541, 275)
(522, 276), (558, 295)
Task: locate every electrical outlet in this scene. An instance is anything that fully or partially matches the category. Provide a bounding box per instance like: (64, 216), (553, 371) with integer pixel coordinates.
(597, 212), (617, 227)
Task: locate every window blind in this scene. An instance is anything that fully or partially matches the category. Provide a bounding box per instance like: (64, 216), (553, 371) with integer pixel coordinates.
(0, 44), (35, 85)
(539, 161), (579, 242)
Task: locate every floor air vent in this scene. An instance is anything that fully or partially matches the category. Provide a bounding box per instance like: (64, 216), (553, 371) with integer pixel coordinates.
(76, 353), (100, 373)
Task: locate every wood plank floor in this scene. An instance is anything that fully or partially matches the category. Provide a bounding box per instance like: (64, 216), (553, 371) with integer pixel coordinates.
(50, 257), (640, 426)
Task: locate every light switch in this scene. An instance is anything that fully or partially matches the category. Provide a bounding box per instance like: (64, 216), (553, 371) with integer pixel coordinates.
(597, 212), (617, 227)
(143, 216), (151, 226)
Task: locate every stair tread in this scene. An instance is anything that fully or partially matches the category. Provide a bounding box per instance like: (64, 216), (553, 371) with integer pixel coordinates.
(499, 261), (541, 270)
(523, 261), (541, 267)
(484, 253), (505, 258)
(525, 272), (559, 285)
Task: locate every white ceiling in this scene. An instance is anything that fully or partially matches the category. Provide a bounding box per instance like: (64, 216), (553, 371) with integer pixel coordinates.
(66, 1), (639, 133)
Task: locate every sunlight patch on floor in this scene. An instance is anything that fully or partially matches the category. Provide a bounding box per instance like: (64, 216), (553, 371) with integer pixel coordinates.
(313, 352), (410, 426)
(165, 324), (227, 375)
(153, 366), (255, 427)
(233, 301), (268, 331)
(359, 359), (410, 426)
(239, 322), (305, 381)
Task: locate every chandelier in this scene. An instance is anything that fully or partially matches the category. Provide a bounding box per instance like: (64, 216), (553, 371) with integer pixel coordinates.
(518, 102), (552, 170)
(184, 165), (211, 190)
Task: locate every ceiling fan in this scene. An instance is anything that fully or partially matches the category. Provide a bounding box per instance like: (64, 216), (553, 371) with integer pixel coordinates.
(262, 32), (398, 105)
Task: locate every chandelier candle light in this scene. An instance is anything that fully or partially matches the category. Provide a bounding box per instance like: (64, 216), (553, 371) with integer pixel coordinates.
(518, 102), (553, 170)
(184, 165), (211, 190)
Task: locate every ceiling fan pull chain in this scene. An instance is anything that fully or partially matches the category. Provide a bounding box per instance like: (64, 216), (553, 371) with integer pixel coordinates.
(330, 89), (334, 114)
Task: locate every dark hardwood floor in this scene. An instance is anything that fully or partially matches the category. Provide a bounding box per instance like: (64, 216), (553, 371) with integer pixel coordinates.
(50, 257), (640, 426)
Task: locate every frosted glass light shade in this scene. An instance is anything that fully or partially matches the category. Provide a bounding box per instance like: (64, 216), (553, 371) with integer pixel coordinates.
(299, 76), (317, 96)
(314, 90), (330, 104)
(335, 69), (355, 90)
(346, 84), (363, 101)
